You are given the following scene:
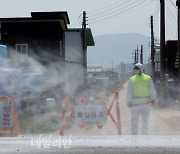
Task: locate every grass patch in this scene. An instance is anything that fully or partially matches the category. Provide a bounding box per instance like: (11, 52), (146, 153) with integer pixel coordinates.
(19, 107), (60, 134)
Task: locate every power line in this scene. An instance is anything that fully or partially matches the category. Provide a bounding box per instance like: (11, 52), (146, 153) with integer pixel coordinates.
(166, 3), (177, 24)
(169, 0), (177, 9)
(89, 0), (152, 27)
(87, 0), (127, 14)
(88, 0), (136, 18)
(88, 0), (141, 21)
(150, 1), (160, 39)
(153, 0), (160, 26)
(78, 13), (83, 25)
(88, 0), (148, 25)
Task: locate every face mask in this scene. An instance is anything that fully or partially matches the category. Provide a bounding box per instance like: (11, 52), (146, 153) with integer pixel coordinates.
(134, 69), (140, 75)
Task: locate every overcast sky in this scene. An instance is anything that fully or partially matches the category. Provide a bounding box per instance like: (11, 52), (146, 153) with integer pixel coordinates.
(0, 0), (178, 39)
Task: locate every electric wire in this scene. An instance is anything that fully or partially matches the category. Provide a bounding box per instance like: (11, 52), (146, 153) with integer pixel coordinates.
(166, 3), (177, 22)
(166, 3), (177, 26)
(88, 0), (137, 18)
(89, 0), (151, 27)
(169, 0), (177, 9)
(88, 0), (148, 25)
(87, 0), (127, 14)
(153, 0), (160, 27)
(146, 0), (159, 29)
(88, 0), (141, 21)
(78, 13), (83, 25)
(151, 0), (160, 40)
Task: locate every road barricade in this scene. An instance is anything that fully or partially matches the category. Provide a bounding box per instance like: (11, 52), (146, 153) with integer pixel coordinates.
(0, 97), (19, 137)
(59, 91), (122, 136)
(96, 91), (121, 135)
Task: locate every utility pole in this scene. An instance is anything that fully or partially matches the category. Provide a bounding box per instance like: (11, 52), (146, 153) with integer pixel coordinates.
(140, 45), (143, 64)
(159, 0), (167, 105)
(136, 45), (139, 63)
(82, 11), (88, 84)
(150, 16), (155, 79)
(133, 46), (140, 65)
(160, 0), (166, 81)
(176, 0), (180, 82)
(134, 49), (137, 65)
(176, 0), (180, 99)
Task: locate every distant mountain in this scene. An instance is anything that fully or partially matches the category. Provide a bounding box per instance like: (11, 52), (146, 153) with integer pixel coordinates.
(87, 33), (153, 69)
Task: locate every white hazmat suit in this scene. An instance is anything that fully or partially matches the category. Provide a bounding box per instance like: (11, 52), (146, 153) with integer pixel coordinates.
(127, 63), (156, 135)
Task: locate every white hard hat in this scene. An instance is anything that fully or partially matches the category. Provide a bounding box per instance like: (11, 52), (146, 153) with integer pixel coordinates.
(134, 63), (143, 72)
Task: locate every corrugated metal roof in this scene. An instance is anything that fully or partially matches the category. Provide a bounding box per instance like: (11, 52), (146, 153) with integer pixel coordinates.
(67, 28), (95, 46)
(65, 31), (83, 62)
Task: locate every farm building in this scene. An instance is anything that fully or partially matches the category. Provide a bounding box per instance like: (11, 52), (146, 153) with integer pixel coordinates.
(0, 11), (94, 109)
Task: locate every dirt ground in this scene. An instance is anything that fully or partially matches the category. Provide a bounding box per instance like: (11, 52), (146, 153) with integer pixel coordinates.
(62, 82), (180, 136)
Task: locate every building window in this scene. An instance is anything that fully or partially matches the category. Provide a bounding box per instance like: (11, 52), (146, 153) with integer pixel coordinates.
(15, 44), (28, 54)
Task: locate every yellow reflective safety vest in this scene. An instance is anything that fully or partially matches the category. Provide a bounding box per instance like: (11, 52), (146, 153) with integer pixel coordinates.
(130, 73), (151, 101)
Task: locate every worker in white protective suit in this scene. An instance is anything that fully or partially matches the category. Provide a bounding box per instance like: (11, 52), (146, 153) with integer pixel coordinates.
(127, 63), (156, 135)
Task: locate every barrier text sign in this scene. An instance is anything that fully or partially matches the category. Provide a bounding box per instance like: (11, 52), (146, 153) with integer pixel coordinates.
(75, 104), (107, 125)
(0, 100), (14, 128)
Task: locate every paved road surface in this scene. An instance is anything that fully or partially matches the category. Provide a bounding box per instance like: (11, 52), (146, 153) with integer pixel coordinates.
(1, 135), (180, 154)
(1, 82), (180, 153)
(64, 82), (180, 136)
